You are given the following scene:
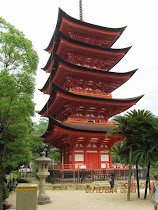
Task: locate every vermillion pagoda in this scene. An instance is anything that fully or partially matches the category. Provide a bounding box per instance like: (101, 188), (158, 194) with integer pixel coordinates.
(39, 8), (143, 169)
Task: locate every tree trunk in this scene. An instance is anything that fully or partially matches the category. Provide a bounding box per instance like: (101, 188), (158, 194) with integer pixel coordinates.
(136, 161), (140, 198)
(144, 161), (150, 199)
(148, 173), (151, 194)
(0, 166), (5, 210)
(127, 147), (132, 201)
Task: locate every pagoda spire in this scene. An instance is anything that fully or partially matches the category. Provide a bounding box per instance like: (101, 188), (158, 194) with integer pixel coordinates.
(79, 0), (83, 21)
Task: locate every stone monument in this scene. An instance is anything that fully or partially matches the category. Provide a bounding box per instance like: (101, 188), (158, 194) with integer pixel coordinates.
(35, 151), (52, 205)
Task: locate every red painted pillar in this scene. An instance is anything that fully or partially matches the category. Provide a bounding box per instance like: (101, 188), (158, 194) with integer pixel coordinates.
(60, 149), (62, 164)
(109, 153), (112, 166)
(98, 147), (101, 169)
(61, 148), (65, 179)
(68, 147), (70, 166)
(72, 147), (75, 169)
(84, 146), (87, 165)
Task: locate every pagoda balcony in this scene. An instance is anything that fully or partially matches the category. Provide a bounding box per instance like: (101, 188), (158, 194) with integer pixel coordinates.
(69, 89), (112, 98)
(48, 163), (129, 171)
(48, 163), (92, 170)
(65, 117), (116, 126)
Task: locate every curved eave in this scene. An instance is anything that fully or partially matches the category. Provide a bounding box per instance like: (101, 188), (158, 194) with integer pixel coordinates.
(39, 82), (144, 115)
(42, 118), (110, 138)
(40, 55), (137, 93)
(48, 29), (131, 54)
(45, 8), (127, 52)
(42, 31), (131, 71)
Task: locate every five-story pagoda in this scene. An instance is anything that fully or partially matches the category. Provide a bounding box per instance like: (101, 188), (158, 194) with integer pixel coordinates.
(39, 8), (143, 169)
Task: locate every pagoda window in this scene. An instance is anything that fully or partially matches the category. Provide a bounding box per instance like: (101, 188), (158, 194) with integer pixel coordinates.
(101, 164), (106, 168)
(92, 144), (97, 147)
(89, 107), (96, 110)
(76, 113), (83, 116)
(75, 154), (84, 161)
(78, 137), (84, 140)
(85, 87), (93, 91)
(86, 114), (95, 117)
(98, 115), (104, 118)
(101, 154), (109, 161)
(96, 89), (101, 92)
(66, 52), (110, 70)
(88, 120), (95, 123)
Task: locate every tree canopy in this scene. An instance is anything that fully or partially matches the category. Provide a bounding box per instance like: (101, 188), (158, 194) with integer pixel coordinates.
(0, 16), (38, 208)
(107, 109), (158, 200)
(31, 118), (60, 164)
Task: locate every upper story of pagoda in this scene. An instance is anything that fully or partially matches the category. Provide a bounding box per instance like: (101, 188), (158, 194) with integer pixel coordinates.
(45, 8), (127, 53)
(39, 83), (143, 122)
(39, 8), (144, 125)
(42, 117), (121, 149)
(43, 30), (131, 73)
(40, 54), (137, 96)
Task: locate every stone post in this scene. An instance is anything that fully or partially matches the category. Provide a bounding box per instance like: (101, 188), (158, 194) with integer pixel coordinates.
(35, 151), (52, 205)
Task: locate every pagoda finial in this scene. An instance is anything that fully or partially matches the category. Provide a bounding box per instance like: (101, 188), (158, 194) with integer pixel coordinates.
(79, 0), (83, 21)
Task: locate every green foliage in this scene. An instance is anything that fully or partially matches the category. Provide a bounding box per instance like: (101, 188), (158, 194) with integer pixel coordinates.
(109, 141), (128, 165)
(150, 161), (158, 179)
(108, 109), (158, 199)
(32, 118), (48, 136)
(3, 185), (9, 200)
(48, 150), (60, 164)
(108, 109), (158, 166)
(0, 17), (38, 204)
(31, 118), (49, 157)
(30, 118), (60, 164)
(0, 17), (38, 74)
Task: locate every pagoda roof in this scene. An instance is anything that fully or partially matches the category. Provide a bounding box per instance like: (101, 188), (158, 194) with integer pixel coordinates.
(40, 54), (137, 94)
(43, 30), (131, 72)
(45, 8), (126, 52)
(42, 117), (122, 148)
(39, 82), (144, 121)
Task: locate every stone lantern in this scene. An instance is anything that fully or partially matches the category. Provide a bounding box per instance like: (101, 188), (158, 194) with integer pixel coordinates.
(35, 151), (52, 205)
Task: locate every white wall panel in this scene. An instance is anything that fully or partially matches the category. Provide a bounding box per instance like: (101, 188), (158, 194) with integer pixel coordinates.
(75, 154), (84, 161)
(101, 154), (109, 161)
(101, 163), (106, 168)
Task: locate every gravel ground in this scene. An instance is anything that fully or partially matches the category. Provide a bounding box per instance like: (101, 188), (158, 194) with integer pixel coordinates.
(6, 188), (153, 210)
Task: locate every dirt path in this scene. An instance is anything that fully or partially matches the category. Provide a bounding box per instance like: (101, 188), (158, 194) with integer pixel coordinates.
(7, 189), (153, 210)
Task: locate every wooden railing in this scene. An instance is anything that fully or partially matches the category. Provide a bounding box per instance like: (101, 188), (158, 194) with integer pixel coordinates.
(48, 163), (128, 170)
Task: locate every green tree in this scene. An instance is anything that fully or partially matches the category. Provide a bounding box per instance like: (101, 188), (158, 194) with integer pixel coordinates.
(0, 17), (38, 208)
(132, 116), (158, 199)
(32, 118), (48, 136)
(107, 114), (137, 200)
(31, 118), (60, 164)
(107, 109), (157, 200)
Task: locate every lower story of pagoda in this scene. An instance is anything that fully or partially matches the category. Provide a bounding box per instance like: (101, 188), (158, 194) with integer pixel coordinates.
(60, 144), (112, 170)
(42, 118), (124, 170)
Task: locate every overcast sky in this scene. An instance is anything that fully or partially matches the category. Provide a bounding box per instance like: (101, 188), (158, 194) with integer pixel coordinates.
(1, 0), (158, 121)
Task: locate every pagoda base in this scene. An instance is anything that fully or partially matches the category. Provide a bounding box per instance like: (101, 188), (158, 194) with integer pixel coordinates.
(38, 193), (52, 205)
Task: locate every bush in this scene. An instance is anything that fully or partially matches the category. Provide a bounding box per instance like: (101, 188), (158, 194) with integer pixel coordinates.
(3, 185), (10, 200)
